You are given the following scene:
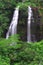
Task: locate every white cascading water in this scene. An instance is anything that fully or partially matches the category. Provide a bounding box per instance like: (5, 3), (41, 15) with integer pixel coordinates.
(6, 6), (19, 39)
(27, 6), (32, 42)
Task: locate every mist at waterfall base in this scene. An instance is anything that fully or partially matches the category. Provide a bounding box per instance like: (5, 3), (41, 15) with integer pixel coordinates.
(6, 6), (40, 42)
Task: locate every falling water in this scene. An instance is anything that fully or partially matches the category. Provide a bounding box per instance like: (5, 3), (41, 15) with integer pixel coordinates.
(27, 6), (32, 42)
(6, 6), (19, 39)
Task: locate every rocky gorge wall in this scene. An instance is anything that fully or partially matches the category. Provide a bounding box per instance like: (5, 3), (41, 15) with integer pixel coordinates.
(17, 7), (42, 42)
(0, 6), (42, 42)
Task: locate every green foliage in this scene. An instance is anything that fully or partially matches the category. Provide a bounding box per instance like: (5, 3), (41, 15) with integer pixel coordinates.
(0, 55), (10, 65)
(0, 0), (43, 64)
(17, 2), (36, 8)
(0, 35), (43, 65)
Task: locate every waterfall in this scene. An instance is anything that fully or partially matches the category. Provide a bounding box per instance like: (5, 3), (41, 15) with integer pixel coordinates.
(6, 6), (19, 39)
(6, 6), (36, 42)
(27, 6), (32, 42)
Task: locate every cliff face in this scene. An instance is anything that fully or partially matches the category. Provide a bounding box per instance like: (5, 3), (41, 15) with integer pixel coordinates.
(17, 7), (42, 42)
(17, 7), (28, 41)
(0, 5), (42, 42)
(31, 7), (41, 42)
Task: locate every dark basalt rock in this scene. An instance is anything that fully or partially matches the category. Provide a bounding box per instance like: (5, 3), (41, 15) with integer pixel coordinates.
(31, 7), (41, 42)
(17, 7), (28, 42)
(17, 7), (42, 42)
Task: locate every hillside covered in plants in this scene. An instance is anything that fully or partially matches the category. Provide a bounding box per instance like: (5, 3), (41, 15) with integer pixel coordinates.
(0, 0), (43, 65)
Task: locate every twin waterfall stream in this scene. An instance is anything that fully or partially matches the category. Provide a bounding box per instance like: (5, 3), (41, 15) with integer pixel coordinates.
(6, 6), (19, 39)
(6, 6), (35, 42)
